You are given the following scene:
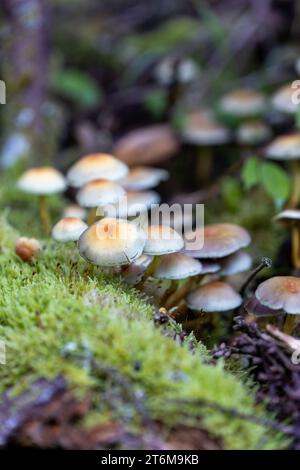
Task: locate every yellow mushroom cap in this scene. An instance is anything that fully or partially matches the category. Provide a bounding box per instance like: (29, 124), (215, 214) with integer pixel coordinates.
(52, 217), (88, 242)
(271, 83), (300, 115)
(78, 217), (146, 266)
(265, 134), (300, 160)
(66, 153), (128, 187)
(182, 110), (230, 145)
(17, 167), (66, 195)
(186, 281), (242, 312)
(120, 166), (169, 191)
(143, 225), (184, 255)
(255, 276), (300, 315)
(153, 253), (202, 280)
(220, 88), (266, 117)
(184, 223), (251, 258)
(77, 179), (126, 208)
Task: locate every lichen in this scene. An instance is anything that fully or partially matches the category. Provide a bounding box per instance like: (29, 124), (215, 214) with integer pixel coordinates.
(0, 173), (286, 449)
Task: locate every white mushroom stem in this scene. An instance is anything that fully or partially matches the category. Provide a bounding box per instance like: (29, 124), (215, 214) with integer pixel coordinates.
(197, 146), (213, 185)
(283, 314), (297, 336)
(87, 207), (97, 225)
(287, 160), (300, 209)
(39, 195), (51, 235)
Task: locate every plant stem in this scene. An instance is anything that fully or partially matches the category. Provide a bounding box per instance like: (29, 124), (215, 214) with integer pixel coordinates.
(197, 146), (212, 185)
(240, 257), (272, 297)
(165, 277), (196, 310)
(291, 225), (300, 269)
(283, 314), (296, 335)
(87, 207), (97, 225)
(287, 160), (300, 209)
(39, 195), (51, 235)
(138, 256), (161, 286)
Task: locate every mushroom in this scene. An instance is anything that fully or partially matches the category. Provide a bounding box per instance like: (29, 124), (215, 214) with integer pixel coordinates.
(78, 217), (146, 267)
(104, 190), (160, 221)
(184, 223), (251, 259)
(155, 56), (199, 86)
(271, 83), (300, 115)
(17, 167), (66, 234)
(142, 225), (184, 279)
(62, 204), (87, 220)
(122, 254), (153, 285)
(236, 120), (272, 148)
(254, 276), (300, 335)
(15, 237), (42, 262)
(219, 88), (266, 119)
(273, 209), (300, 269)
(120, 166), (169, 191)
(153, 253), (203, 308)
(52, 217), (88, 243)
(66, 153), (128, 188)
(113, 125), (178, 166)
(265, 133), (300, 208)
(76, 179), (126, 224)
(182, 110), (230, 184)
(219, 251), (252, 276)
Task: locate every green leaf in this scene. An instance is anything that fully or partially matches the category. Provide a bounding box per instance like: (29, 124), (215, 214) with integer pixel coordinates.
(261, 161), (291, 204)
(241, 157), (260, 190)
(51, 69), (101, 108)
(221, 177), (243, 212)
(144, 89), (168, 119)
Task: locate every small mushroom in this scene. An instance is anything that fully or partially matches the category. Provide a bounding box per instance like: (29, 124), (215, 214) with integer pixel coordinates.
(184, 223), (251, 258)
(142, 225), (184, 279)
(66, 153), (128, 188)
(155, 56), (199, 86)
(120, 166), (169, 191)
(78, 217), (146, 267)
(236, 120), (272, 148)
(219, 88), (266, 119)
(52, 217), (88, 242)
(255, 276), (300, 335)
(273, 209), (300, 269)
(15, 236), (42, 262)
(219, 251), (252, 276)
(122, 254), (153, 285)
(182, 110), (230, 184)
(17, 167), (66, 234)
(76, 179), (126, 224)
(271, 83), (300, 115)
(113, 125), (178, 166)
(265, 133), (300, 208)
(186, 281), (242, 312)
(62, 204), (87, 220)
(104, 190), (160, 220)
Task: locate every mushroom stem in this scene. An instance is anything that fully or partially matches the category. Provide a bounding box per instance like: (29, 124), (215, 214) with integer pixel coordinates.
(291, 225), (300, 269)
(283, 314), (297, 335)
(287, 160), (300, 209)
(240, 257), (272, 297)
(87, 207), (97, 225)
(165, 277), (196, 310)
(160, 280), (177, 306)
(197, 146), (212, 185)
(39, 195), (51, 235)
(140, 255), (161, 282)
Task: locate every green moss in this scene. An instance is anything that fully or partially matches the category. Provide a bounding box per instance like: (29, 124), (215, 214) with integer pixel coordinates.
(0, 174), (286, 449)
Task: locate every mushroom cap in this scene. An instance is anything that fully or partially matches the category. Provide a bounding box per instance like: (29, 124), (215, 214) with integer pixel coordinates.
(66, 153), (128, 187)
(143, 225), (184, 255)
(153, 253), (203, 280)
(186, 281), (242, 312)
(220, 88), (266, 117)
(104, 191), (160, 218)
(244, 295), (282, 317)
(184, 223), (251, 258)
(17, 167), (66, 195)
(77, 179), (126, 208)
(52, 217), (88, 242)
(120, 166), (169, 191)
(113, 125), (178, 166)
(236, 121), (272, 145)
(62, 204), (87, 220)
(273, 209), (300, 225)
(265, 134), (300, 160)
(219, 251), (252, 276)
(78, 217), (146, 266)
(256, 276), (300, 314)
(182, 110), (230, 145)
(271, 83), (300, 114)
(198, 260), (221, 274)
